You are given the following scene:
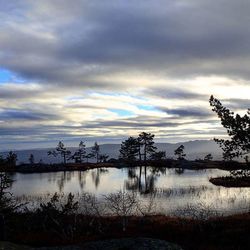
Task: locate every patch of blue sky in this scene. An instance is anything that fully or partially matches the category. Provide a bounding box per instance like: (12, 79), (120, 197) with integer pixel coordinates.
(137, 104), (158, 111)
(109, 109), (134, 117)
(0, 68), (26, 83)
(0, 69), (12, 83)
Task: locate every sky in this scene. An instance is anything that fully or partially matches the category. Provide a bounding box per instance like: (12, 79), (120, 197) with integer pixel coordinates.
(0, 0), (250, 150)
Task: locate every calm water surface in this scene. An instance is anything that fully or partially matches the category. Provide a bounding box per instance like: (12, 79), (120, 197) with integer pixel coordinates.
(8, 167), (250, 215)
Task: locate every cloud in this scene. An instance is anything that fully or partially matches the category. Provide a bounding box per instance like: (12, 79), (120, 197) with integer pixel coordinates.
(159, 107), (212, 118)
(220, 98), (250, 111)
(2, 0), (250, 85)
(0, 108), (60, 121)
(0, 83), (43, 99)
(146, 88), (207, 100)
(0, 0), (250, 149)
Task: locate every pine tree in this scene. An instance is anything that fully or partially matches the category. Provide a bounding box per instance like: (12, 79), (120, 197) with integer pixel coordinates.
(210, 95), (250, 161)
(138, 132), (157, 162)
(174, 145), (186, 160)
(6, 151), (17, 167)
(29, 154), (35, 164)
(70, 141), (86, 163)
(48, 141), (71, 164)
(92, 142), (100, 163)
(119, 137), (139, 162)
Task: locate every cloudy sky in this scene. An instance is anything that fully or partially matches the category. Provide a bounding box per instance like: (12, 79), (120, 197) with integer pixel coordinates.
(0, 0), (250, 150)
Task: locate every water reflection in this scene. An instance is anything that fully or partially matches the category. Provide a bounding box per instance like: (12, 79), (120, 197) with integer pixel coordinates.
(44, 168), (109, 191)
(78, 171), (87, 189)
(175, 168), (185, 175)
(91, 168), (109, 189)
(8, 167), (250, 215)
(125, 166), (165, 194)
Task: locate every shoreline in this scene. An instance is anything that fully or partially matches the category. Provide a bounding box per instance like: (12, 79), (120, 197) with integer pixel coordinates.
(2, 160), (250, 187)
(1, 159), (247, 174)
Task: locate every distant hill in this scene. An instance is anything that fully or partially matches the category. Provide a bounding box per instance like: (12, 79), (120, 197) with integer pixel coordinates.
(0, 140), (222, 164)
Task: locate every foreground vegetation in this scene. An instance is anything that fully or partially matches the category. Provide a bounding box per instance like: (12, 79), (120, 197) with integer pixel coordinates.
(1, 198), (250, 250)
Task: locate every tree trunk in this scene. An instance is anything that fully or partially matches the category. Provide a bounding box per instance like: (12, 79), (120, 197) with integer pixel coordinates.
(138, 148), (142, 164)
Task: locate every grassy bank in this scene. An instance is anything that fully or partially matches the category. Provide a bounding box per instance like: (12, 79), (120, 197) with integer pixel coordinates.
(210, 176), (250, 187)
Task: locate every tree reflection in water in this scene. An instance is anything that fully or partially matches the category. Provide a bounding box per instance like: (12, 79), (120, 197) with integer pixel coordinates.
(78, 171), (87, 190)
(175, 168), (185, 175)
(91, 168), (109, 189)
(46, 169), (109, 192)
(125, 166), (166, 194)
(57, 171), (70, 192)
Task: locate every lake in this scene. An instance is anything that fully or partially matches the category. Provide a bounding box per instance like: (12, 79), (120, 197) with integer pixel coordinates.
(8, 167), (250, 216)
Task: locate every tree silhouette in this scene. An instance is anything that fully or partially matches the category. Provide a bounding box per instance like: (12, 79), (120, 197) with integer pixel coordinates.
(209, 95), (250, 161)
(119, 137), (140, 163)
(0, 172), (17, 239)
(48, 141), (71, 164)
(99, 154), (109, 163)
(0, 173), (14, 213)
(70, 141), (86, 163)
(85, 153), (94, 163)
(0, 155), (5, 167)
(204, 153), (213, 161)
(138, 132), (157, 162)
(39, 159), (44, 165)
(92, 142), (100, 163)
(150, 151), (166, 161)
(29, 154), (35, 164)
(6, 151), (17, 167)
(0, 172), (18, 241)
(174, 145), (186, 160)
